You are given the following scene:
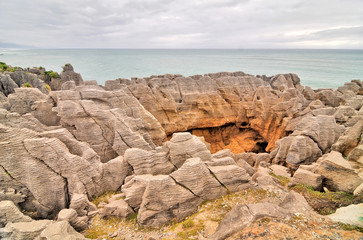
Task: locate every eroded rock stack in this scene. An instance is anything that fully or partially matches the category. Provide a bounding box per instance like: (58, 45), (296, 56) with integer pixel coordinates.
(0, 64), (362, 238)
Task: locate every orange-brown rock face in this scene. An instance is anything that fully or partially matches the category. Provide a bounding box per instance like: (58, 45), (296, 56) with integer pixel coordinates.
(190, 124), (267, 154)
(124, 72), (306, 153)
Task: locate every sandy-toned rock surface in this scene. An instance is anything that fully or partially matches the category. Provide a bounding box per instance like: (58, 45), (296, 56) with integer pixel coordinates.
(0, 64), (362, 239)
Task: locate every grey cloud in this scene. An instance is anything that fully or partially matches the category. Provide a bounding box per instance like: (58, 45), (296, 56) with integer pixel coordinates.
(0, 0), (362, 48)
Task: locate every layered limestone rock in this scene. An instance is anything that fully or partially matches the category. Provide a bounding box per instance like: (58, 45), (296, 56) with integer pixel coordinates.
(0, 65), (362, 232)
(123, 73), (307, 153)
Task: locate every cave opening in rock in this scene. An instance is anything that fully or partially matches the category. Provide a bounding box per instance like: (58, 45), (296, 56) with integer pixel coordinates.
(178, 123), (270, 154)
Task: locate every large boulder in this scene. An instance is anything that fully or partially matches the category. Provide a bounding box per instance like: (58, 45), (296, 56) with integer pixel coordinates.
(209, 191), (311, 240)
(60, 64), (84, 86)
(170, 158), (227, 200)
(124, 147), (175, 175)
(332, 119), (363, 156)
(271, 135), (322, 169)
(314, 156), (362, 193)
(208, 164), (251, 192)
(121, 175), (159, 210)
(137, 175), (202, 227)
(0, 73), (18, 97)
(289, 168), (323, 190)
(0, 220), (51, 240)
(39, 220), (89, 240)
(99, 199), (134, 219)
(166, 132), (211, 168)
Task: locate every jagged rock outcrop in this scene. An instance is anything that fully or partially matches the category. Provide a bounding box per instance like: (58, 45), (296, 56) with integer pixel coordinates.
(208, 191), (313, 240)
(0, 201), (32, 227)
(0, 73), (18, 97)
(0, 66), (362, 234)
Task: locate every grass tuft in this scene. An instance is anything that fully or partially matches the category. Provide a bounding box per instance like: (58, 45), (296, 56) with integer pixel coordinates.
(269, 172), (291, 187)
(289, 184), (360, 215)
(91, 191), (119, 207)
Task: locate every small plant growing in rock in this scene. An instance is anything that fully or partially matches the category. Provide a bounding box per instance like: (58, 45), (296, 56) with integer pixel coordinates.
(0, 62), (8, 72)
(44, 83), (51, 92)
(45, 70), (59, 78)
(22, 82), (32, 88)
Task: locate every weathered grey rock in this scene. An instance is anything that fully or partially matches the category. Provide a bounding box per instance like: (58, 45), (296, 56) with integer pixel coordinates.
(124, 148), (175, 175)
(0, 220), (51, 240)
(251, 167), (276, 186)
(271, 135), (322, 168)
(167, 132), (211, 168)
(208, 164), (251, 192)
(99, 199), (134, 219)
(328, 204), (363, 228)
(234, 158), (255, 176)
(60, 64), (84, 86)
(209, 191), (311, 240)
(57, 208), (88, 231)
(255, 153), (271, 166)
(38, 220), (88, 240)
(212, 149), (233, 159)
(314, 160), (362, 193)
(8, 88), (48, 115)
(332, 119), (363, 156)
(61, 80), (76, 90)
(52, 88), (165, 162)
(289, 115), (345, 153)
(315, 89), (341, 107)
(344, 96), (363, 110)
(0, 73), (18, 97)
(289, 168), (322, 190)
(317, 151), (352, 169)
(0, 126), (68, 218)
(137, 175), (202, 227)
(334, 106), (356, 122)
(104, 79), (123, 91)
(170, 158), (227, 200)
(83, 80), (98, 86)
(269, 165), (290, 178)
(121, 175), (157, 210)
(69, 194), (97, 217)
(0, 188), (26, 205)
(235, 152), (256, 167)
(8, 70), (48, 94)
(312, 107), (336, 116)
(0, 201), (32, 227)
(302, 86), (316, 100)
(348, 144), (363, 164)
(279, 191), (313, 215)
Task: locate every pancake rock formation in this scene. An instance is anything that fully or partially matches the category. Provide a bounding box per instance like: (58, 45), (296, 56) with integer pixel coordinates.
(0, 64), (362, 238)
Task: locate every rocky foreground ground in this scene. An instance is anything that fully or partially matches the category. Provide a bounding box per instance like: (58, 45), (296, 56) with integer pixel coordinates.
(0, 63), (362, 239)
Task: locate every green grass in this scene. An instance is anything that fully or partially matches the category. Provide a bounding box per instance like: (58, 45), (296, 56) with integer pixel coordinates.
(177, 218), (205, 239)
(91, 191), (119, 207)
(289, 184), (359, 215)
(44, 83), (51, 92)
(45, 70), (59, 78)
(22, 82), (32, 88)
(269, 172), (291, 187)
(339, 223), (363, 233)
(0, 62), (8, 72)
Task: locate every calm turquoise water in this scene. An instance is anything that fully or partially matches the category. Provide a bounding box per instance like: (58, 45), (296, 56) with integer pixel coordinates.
(1, 49), (362, 88)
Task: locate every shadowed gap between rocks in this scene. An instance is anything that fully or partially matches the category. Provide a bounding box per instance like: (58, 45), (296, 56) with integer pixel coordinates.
(167, 122), (270, 154)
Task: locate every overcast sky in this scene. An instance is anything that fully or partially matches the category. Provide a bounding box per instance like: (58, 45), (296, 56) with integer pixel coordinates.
(1, 0), (362, 49)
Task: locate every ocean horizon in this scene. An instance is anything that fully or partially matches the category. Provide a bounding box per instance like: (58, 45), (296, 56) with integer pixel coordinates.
(1, 48), (362, 89)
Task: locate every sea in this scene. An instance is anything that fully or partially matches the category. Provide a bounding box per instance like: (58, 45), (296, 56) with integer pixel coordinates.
(1, 49), (362, 89)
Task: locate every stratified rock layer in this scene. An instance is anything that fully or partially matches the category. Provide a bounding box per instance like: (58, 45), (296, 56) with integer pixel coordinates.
(0, 65), (362, 230)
